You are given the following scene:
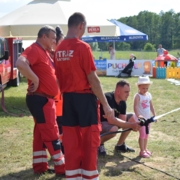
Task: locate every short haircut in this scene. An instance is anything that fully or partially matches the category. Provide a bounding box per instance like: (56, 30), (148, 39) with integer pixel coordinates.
(116, 80), (130, 88)
(37, 25), (56, 38)
(68, 12), (86, 28)
(109, 44), (113, 48)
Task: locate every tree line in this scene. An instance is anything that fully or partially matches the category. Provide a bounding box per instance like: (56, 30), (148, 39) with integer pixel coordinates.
(90, 9), (180, 52)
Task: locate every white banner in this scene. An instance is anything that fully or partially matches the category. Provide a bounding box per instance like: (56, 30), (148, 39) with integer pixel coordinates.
(106, 59), (153, 76)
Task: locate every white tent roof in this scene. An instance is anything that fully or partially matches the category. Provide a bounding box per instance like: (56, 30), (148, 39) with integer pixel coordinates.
(0, 0), (119, 40)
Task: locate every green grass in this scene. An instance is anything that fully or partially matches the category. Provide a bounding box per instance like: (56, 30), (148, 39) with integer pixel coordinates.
(0, 77), (180, 180)
(93, 50), (180, 60)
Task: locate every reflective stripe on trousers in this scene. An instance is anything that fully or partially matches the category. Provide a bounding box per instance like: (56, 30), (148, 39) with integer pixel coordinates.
(66, 178), (99, 180)
(33, 150), (48, 164)
(66, 169), (99, 180)
(26, 95), (65, 174)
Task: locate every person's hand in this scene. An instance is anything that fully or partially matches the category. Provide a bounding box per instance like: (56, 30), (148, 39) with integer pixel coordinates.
(102, 105), (115, 124)
(131, 122), (141, 131)
(138, 115), (144, 119)
(28, 80), (39, 92)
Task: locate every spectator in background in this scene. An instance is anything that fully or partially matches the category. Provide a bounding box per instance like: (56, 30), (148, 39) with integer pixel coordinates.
(99, 56), (103, 60)
(116, 54), (135, 77)
(157, 44), (165, 56)
(129, 54), (136, 63)
(109, 44), (116, 60)
(157, 44), (167, 66)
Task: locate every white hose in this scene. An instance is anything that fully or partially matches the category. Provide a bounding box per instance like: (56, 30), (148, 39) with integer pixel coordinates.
(154, 107), (180, 120)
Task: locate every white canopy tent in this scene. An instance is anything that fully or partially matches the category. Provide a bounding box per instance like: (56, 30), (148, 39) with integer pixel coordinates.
(0, 0), (119, 40)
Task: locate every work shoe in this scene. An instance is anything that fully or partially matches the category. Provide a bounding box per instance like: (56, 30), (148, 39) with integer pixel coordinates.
(98, 144), (106, 156)
(34, 168), (55, 175)
(115, 143), (135, 153)
(56, 173), (65, 177)
(46, 168), (55, 174)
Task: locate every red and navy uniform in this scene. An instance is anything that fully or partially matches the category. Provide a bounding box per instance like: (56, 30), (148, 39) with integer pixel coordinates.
(54, 86), (63, 134)
(54, 85), (64, 153)
(54, 38), (100, 180)
(21, 43), (65, 174)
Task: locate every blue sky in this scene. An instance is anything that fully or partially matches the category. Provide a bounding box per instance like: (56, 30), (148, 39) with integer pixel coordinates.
(0, 0), (179, 19)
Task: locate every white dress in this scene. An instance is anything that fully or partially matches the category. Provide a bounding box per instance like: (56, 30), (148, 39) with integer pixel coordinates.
(134, 92), (152, 119)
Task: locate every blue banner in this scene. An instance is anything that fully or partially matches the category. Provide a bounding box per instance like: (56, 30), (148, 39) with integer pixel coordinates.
(82, 35), (147, 43)
(94, 59), (107, 70)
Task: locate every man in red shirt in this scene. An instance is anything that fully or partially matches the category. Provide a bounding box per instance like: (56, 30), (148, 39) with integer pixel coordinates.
(54, 12), (116, 180)
(16, 25), (65, 175)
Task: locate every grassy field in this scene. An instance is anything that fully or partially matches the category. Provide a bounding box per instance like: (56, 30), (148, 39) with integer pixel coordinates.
(0, 77), (180, 180)
(92, 50), (180, 60)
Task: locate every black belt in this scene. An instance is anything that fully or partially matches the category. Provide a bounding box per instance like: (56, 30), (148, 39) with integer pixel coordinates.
(27, 92), (54, 99)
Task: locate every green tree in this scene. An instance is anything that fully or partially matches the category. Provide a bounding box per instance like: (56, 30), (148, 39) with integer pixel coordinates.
(117, 9), (180, 51)
(115, 42), (131, 50)
(88, 42), (98, 51)
(98, 42), (109, 51)
(93, 10), (180, 51)
(172, 13), (180, 48)
(144, 43), (155, 51)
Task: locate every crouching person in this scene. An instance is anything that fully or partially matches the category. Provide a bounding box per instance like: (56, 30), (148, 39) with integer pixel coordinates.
(98, 80), (141, 156)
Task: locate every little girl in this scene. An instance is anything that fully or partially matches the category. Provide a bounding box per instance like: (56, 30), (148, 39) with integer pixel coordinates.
(134, 76), (156, 158)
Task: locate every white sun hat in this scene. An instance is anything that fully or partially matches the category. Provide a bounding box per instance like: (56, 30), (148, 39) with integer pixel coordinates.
(135, 76), (153, 85)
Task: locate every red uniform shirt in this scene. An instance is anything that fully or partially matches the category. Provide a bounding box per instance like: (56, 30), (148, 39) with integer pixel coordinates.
(22, 43), (59, 96)
(54, 38), (96, 93)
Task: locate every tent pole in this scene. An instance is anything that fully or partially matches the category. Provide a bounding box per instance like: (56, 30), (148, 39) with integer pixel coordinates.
(113, 41), (115, 50)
